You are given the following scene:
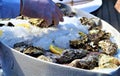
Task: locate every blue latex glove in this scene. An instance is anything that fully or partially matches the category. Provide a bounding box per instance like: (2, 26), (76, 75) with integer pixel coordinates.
(0, 0), (20, 18)
(21, 0), (64, 26)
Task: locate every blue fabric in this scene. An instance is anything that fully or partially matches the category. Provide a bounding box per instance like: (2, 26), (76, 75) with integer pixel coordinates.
(0, 0), (20, 18)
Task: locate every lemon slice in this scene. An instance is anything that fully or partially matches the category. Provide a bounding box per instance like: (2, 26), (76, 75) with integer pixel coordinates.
(49, 45), (64, 55)
(0, 30), (3, 36)
(16, 23), (30, 29)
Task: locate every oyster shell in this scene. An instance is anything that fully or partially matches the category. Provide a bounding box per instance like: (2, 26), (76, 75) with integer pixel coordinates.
(99, 54), (120, 66)
(16, 15), (53, 28)
(56, 49), (89, 64)
(69, 52), (100, 70)
(69, 24), (116, 55)
(29, 18), (53, 28)
(88, 29), (111, 43)
(13, 42), (45, 57)
(98, 40), (118, 55)
(56, 3), (76, 17)
(80, 17), (102, 30)
(37, 55), (53, 62)
(70, 32), (99, 52)
(93, 54), (120, 69)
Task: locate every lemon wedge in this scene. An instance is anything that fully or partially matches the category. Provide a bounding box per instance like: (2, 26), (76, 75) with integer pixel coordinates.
(49, 45), (64, 55)
(0, 30), (3, 36)
(16, 23), (30, 29)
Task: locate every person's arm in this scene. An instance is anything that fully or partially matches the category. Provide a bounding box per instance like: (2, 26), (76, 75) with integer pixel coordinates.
(0, 0), (20, 18)
(115, 0), (120, 13)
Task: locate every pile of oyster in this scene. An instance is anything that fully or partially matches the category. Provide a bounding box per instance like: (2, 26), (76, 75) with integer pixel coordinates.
(13, 17), (120, 70)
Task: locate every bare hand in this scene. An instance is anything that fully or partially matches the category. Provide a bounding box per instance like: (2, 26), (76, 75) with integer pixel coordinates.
(115, 0), (120, 13)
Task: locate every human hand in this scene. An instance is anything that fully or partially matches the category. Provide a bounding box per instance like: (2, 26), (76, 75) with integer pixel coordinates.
(115, 0), (120, 13)
(21, 0), (64, 26)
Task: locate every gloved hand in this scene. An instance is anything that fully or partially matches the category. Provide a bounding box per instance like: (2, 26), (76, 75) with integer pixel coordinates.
(20, 0), (64, 26)
(115, 0), (120, 13)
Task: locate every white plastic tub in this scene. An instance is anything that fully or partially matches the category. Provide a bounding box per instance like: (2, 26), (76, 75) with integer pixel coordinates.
(53, 0), (102, 12)
(0, 10), (120, 76)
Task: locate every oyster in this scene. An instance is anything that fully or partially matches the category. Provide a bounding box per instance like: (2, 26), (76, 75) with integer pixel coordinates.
(13, 42), (29, 52)
(45, 52), (60, 63)
(70, 32), (99, 52)
(80, 17), (102, 30)
(56, 3), (76, 17)
(23, 46), (44, 57)
(99, 54), (120, 66)
(37, 55), (53, 62)
(88, 29), (111, 43)
(93, 54), (120, 69)
(69, 32), (88, 49)
(16, 15), (53, 28)
(56, 49), (89, 64)
(13, 42), (45, 57)
(69, 52), (100, 70)
(98, 40), (118, 55)
(28, 18), (52, 28)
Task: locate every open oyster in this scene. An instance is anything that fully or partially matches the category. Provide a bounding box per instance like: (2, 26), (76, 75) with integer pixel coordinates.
(93, 54), (120, 69)
(98, 40), (118, 55)
(68, 52), (100, 70)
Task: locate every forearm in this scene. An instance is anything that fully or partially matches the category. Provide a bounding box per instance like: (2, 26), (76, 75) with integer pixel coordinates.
(0, 0), (20, 18)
